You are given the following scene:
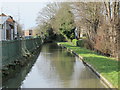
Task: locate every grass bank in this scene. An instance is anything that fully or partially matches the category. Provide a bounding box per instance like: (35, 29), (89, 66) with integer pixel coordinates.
(58, 42), (119, 88)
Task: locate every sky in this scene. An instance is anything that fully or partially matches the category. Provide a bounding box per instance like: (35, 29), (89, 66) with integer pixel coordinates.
(0, 2), (48, 30)
(0, 0), (118, 30)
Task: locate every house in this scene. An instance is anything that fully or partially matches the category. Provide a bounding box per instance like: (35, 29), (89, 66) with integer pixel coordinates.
(0, 13), (18, 41)
(24, 30), (33, 36)
(23, 29), (33, 39)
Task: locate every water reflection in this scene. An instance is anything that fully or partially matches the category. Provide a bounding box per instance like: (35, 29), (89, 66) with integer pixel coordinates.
(20, 43), (105, 88)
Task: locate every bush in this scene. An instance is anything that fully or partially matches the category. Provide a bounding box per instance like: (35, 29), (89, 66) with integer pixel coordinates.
(72, 38), (93, 50)
(76, 39), (93, 50)
(76, 39), (84, 47)
(72, 39), (85, 47)
(72, 39), (78, 46)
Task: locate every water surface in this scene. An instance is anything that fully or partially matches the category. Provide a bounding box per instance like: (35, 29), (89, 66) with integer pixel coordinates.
(21, 43), (105, 88)
(3, 43), (106, 88)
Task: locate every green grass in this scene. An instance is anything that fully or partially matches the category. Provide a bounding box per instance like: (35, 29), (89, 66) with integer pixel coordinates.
(58, 42), (119, 88)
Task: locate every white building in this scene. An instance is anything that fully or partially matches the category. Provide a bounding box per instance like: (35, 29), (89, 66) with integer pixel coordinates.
(0, 13), (18, 41)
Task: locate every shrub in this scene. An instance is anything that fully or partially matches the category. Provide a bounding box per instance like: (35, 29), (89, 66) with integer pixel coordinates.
(76, 39), (84, 47)
(72, 39), (78, 46)
(72, 38), (93, 50)
(77, 39), (94, 50)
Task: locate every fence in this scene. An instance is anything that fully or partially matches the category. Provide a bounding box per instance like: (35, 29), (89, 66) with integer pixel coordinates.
(0, 42), (2, 69)
(0, 38), (41, 69)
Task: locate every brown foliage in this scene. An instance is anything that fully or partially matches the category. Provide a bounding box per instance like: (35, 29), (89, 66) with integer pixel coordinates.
(72, 2), (120, 60)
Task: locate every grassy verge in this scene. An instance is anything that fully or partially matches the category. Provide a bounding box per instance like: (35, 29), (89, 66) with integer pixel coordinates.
(58, 42), (119, 88)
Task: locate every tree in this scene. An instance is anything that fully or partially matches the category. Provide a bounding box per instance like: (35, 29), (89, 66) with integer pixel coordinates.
(52, 3), (75, 41)
(72, 2), (120, 59)
(36, 2), (75, 41)
(36, 2), (60, 25)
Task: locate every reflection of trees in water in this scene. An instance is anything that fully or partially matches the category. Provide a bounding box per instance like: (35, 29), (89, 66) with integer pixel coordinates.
(39, 44), (105, 88)
(36, 43), (75, 87)
(48, 43), (75, 80)
(51, 53), (75, 80)
(16, 43), (105, 88)
(40, 44), (104, 88)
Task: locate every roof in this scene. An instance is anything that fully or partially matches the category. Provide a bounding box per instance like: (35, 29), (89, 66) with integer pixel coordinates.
(0, 13), (7, 16)
(7, 18), (14, 23)
(0, 13), (14, 24)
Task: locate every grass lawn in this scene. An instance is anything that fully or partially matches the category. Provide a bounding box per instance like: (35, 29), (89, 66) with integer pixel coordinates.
(58, 42), (119, 88)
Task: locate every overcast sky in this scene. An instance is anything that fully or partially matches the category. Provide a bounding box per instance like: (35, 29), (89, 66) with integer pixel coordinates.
(0, 2), (48, 30)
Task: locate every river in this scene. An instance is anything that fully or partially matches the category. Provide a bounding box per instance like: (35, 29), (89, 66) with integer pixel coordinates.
(3, 43), (106, 88)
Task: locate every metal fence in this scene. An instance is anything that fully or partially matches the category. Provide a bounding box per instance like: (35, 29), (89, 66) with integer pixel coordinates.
(0, 38), (41, 68)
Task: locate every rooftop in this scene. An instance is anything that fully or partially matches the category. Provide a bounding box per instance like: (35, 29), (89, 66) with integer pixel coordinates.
(0, 13), (7, 16)
(0, 13), (14, 24)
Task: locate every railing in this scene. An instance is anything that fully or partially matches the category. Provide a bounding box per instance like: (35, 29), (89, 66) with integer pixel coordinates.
(0, 38), (41, 69)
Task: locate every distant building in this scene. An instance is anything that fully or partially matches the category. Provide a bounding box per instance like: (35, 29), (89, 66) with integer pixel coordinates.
(23, 29), (33, 39)
(24, 30), (33, 36)
(23, 29), (40, 39)
(0, 13), (18, 41)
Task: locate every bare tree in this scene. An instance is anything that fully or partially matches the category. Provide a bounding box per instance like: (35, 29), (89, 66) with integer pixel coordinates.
(72, 2), (120, 59)
(36, 2), (60, 25)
